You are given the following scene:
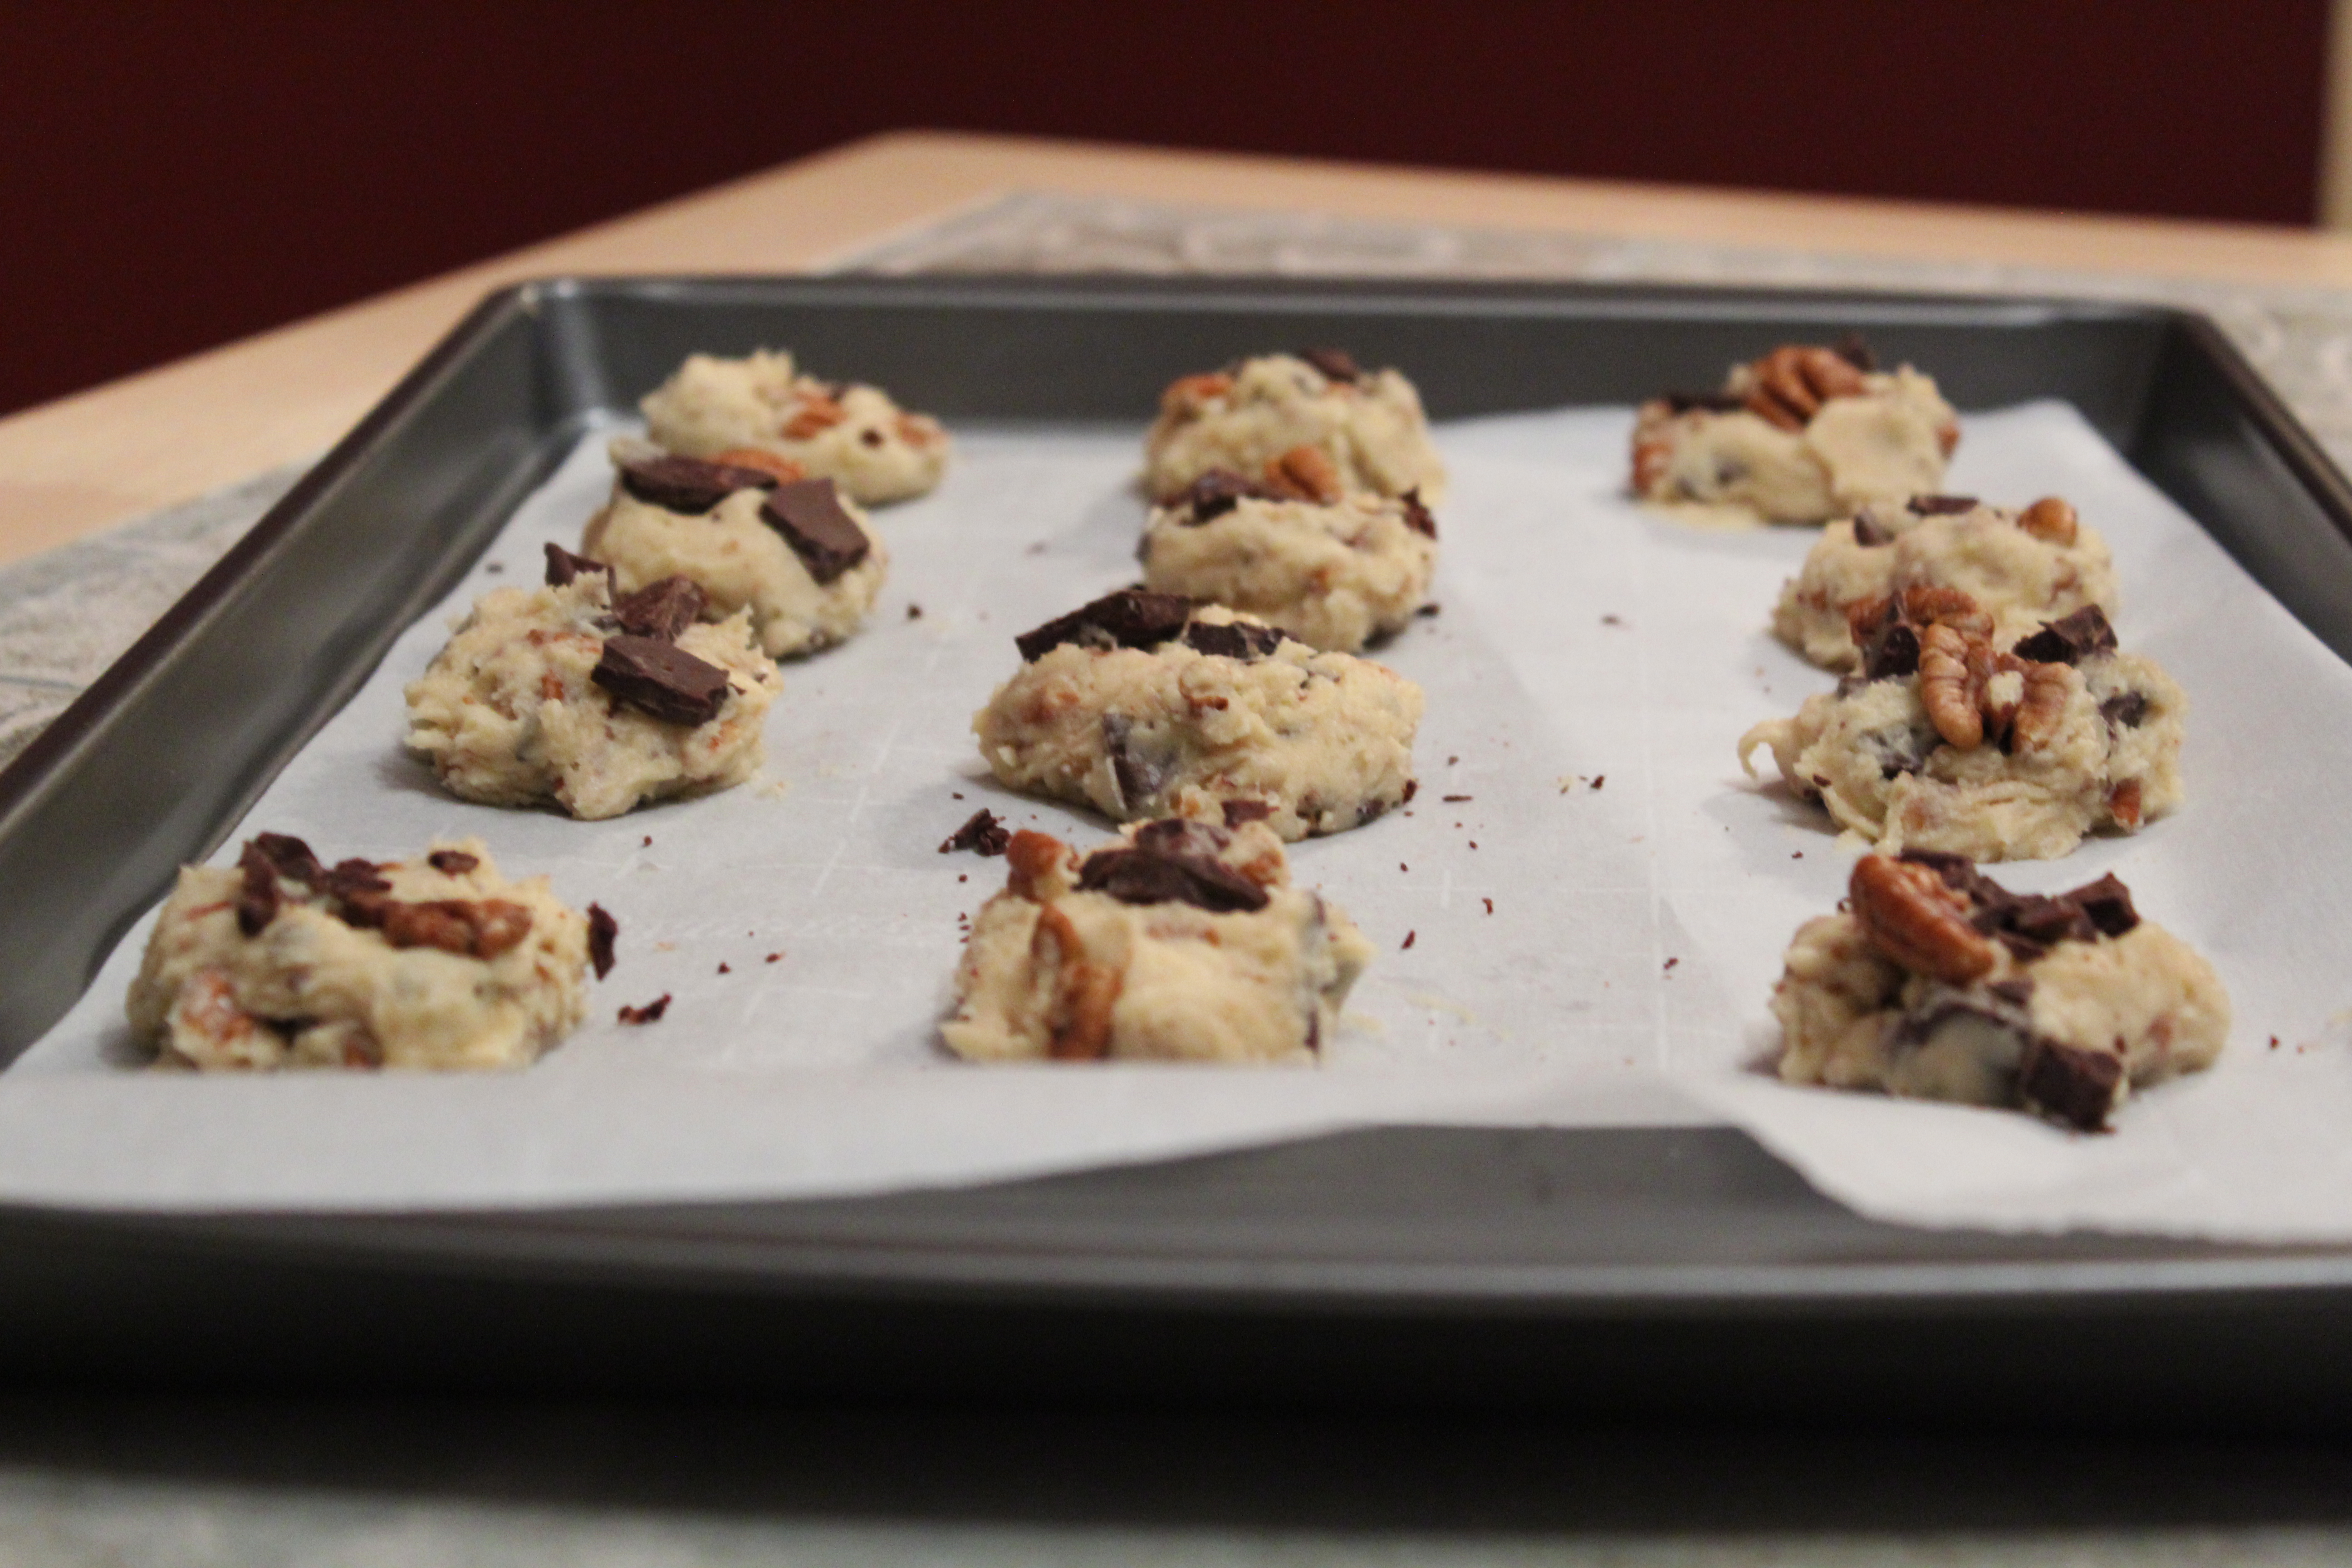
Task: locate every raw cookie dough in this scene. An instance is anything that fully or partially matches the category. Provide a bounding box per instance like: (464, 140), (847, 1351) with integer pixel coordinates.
(941, 816), (1375, 1063)
(1772, 851), (2228, 1129)
(1142, 348), (1449, 505)
(1139, 470), (1439, 652)
(1773, 495), (2118, 671)
(404, 544), (780, 820)
(1739, 604), (2185, 861)
(975, 588), (1423, 840)
(1630, 339), (1960, 525)
(638, 349), (949, 505)
(127, 834), (597, 1071)
(583, 448), (889, 658)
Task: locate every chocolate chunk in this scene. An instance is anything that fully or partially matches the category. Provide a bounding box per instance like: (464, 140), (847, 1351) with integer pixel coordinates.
(1131, 818), (1232, 858)
(587, 903), (618, 979)
(760, 479), (870, 584)
(618, 451), (780, 513)
(235, 840), (284, 936)
(1661, 391), (1747, 414)
(1016, 588), (1196, 662)
(1076, 825), (1269, 914)
(1987, 978), (2036, 1007)
(1832, 331), (1878, 372)
(380, 898), (533, 960)
(247, 833), (324, 888)
(543, 543), (615, 588)
(1176, 470), (1281, 524)
(1401, 488), (1437, 539)
(1906, 495), (1980, 515)
(1850, 511), (1891, 547)
(939, 808), (1011, 857)
(1858, 616), (1922, 682)
(1101, 713), (1177, 812)
(2013, 605), (2118, 666)
(610, 575), (709, 641)
(426, 850), (479, 876)
(318, 858), (394, 928)
(592, 635), (732, 726)
(2100, 691), (2150, 729)
(1897, 849), (2004, 910)
(2018, 1038), (2123, 1131)
(618, 994), (671, 1025)
(1299, 347), (1363, 382)
(1222, 799), (1274, 826)
(2007, 893), (2099, 947)
(1181, 620), (1284, 661)
(2061, 872), (2139, 937)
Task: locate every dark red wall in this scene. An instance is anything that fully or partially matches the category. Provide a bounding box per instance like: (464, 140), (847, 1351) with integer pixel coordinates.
(1, 0), (2328, 417)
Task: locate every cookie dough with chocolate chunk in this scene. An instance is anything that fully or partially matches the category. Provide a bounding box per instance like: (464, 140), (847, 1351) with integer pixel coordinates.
(638, 349), (949, 505)
(404, 551), (779, 820)
(1773, 495), (2118, 670)
(976, 590), (1423, 840)
(1631, 339), (1959, 525)
(1140, 472), (1439, 652)
(127, 835), (595, 1071)
(1771, 852), (2228, 1129)
(1738, 604), (2184, 861)
(583, 449), (889, 658)
(1143, 351), (1448, 505)
(941, 817), (1375, 1063)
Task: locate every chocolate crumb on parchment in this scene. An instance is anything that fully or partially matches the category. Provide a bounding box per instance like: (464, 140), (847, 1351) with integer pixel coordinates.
(618, 994), (672, 1025)
(940, 808), (1012, 857)
(1015, 588), (1195, 662)
(760, 478), (870, 584)
(426, 850), (479, 876)
(2012, 605), (2118, 666)
(1906, 495), (1980, 516)
(587, 904), (618, 979)
(1177, 470), (1282, 524)
(544, 543), (615, 588)
(1441, 794), (1472, 803)
(1415, 603), (1441, 617)
(1401, 930), (1416, 950)
(907, 603), (924, 619)
(611, 575), (709, 641)
(1181, 620), (1284, 661)
(1299, 347), (1363, 382)
(592, 635), (732, 725)
(1075, 819), (1269, 913)
(619, 451), (782, 514)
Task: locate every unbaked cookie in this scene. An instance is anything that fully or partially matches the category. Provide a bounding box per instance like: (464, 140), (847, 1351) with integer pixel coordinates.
(638, 349), (949, 505)
(1631, 338), (1959, 525)
(127, 834), (603, 1071)
(1773, 495), (2118, 670)
(941, 816), (1374, 1063)
(1772, 851), (2228, 1129)
(1142, 349), (1448, 505)
(1138, 470), (1439, 652)
(583, 446), (888, 658)
(1739, 604), (2185, 861)
(403, 544), (780, 820)
(974, 588), (1423, 840)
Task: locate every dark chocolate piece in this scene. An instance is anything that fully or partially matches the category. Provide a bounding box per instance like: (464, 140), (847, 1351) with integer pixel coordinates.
(1181, 620), (1285, 661)
(1176, 470), (1280, 524)
(1856, 608), (1922, 681)
(235, 840), (284, 936)
(1222, 799), (1274, 826)
(587, 904), (618, 979)
(618, 994), (672, 1025)
(1401, 488), (1437, 539)
(592, 635), (732, 726)
(760, 479), (870, 584)
(2100, 691), (2150, 730)
(939, 808), (1011, 857)
(543, 543), (615, 588)
(1661, 391), (1747, 414)
(1986, 978), (2036, 1007)
(1299, 347), (1363, 382)
(1101, 714), (1177, 813)
(2013, 605), (2118, 666)
(611, 575), (709, 641)
(379, 898), (533, 960)
(2018, 1038), (2123, 1132)
(2061, 872), (2140, 937)
(1906, 495), (1980, 515)
(1831, 331), (1878, 372)
(319, 859), (394, 928)
(426, 850), (479, 876)
(1900, 849), (2138, 954)
(1016, 588), (1195, 662)
(1076, 818), (1269, 913)
(2006, 894), (2100, 948)
(1850, 512), (1891, 547)
(618, 451), (780, 513)
(247, 833), (324, 888)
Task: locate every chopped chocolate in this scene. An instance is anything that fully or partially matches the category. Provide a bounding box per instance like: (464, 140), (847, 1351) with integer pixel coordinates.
(1299, 347), (1363, 382)
(1401, 488), (1437, 539)
(1850, 511), (1891, 547)
(1661, 391), (1747, 414)
(610, 575), (709, 641)
(2012, 605), (2118, 666)
(1987, 978), (2035, 1007)
(1101, 713), (1177, 812)
(2018, 1038), (2123, 1132)
(1181, 620), (1284, 661)
(618, 994), (672, 1025)
(234, 840), (284, 937)
(320, 860), (394, 930)
(1176, 469), (1282, 524)
(1906, 495), (1980, 515)
(618, 451), (781, 513)
(1415, 603), (1441, 617)
(587, 903), (618, 979)
(1900, 850), (2136, 955)
(1401, 779), (1419, 803)
(247, 833), (324, 888)
(2100, 691), (2149, 730)
(1831, 331), (1878, 372)
(592, 635), (732, 726)
(2062, 872), (2140, 937)
(1077, 820), (1269, 913)
(939, 808), (1011, 857)
(1016, 588), (1195, 662)
(760, 478), (870, 584)
(1851, 596), (1924, 681)
(379, 898), (534, 960)
(543, 543), (615, 588)
(2005, 894), (2099, 948)
(426, 850), (480, 876)
(1222, 799), (1275, 826)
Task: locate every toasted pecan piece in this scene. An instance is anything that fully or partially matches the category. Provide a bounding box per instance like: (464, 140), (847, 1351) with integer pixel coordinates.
(1031, 903), (1122, 1060)
(1264, 445), (1344, 504)
(780, 394), (848, 441)
(710, 446), (807, 484)
(2017, 496), (2079, 545)
(1744, 344), (1868, 431)
(1850, 855), (1999, 985)
(1161, 372), (1233, 418)
(1919, 623), (1985, 750)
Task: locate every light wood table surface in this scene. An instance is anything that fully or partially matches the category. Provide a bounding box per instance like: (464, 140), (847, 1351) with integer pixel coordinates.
(11, 127), (2352, 568)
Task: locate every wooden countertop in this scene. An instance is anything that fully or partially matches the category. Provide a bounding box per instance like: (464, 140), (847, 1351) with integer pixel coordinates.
(11, 127), (2352, 566)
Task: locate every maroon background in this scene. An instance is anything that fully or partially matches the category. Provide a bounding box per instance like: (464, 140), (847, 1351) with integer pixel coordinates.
(1, 0), (2330, 417)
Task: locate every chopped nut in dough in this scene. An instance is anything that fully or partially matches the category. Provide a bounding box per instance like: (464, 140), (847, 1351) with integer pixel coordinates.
(638, 349), (949, 505)
(1143, 350), (1448, 505)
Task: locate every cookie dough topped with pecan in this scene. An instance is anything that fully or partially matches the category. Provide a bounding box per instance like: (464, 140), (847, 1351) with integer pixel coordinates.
(1773, 494), (2118, 671)
(1772, 852), (2229, 1130)
(1142, 350), (1449, 506)
(127, 834), (598, 1071)
(940, 816), (1374, 1063)
(1631, 337), (1959, 525)
(637, 348), (949, 506)
(1739, 603), (2185, 861)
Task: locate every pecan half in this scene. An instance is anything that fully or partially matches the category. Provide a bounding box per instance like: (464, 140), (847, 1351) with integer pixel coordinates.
(1744, 344), (1868, 431)
(1005, 829), (1071, 902)
(1850, 854), (1999, 985)
(1919, 623), (1985, 749)
(710, 446), (807, 484)
(2009, 662), (2075, 753)
(2107, 777), (2144, 830)
(2016, 496), (2079, 546)
(780, 394), (848, 440)
(1031, 903), (1122, 1060)
(1263, 445), (1343, 504)
(1161, 372), (1233, 418)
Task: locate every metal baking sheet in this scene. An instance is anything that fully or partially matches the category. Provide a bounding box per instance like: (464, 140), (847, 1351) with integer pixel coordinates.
(3, 275), (2350, 1419)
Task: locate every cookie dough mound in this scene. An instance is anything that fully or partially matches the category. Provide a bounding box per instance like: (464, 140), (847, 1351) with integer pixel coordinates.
(1772, 852), (2228, 1129)
(941, 817), (1375, 1063)
(404, 548), (780, 820)
(583, 456), (888, 658)
(1773, 495), (2118, 670)
(1139, 472), (1439, 652)
(1142, 349), (1448, 505)
(975, 588), (1423, 840)
(638, 349), (949, 505)
(127, 834), (595, 1071)
(1631, 339), (1960, 525)
(1739, 606), (2184, 861)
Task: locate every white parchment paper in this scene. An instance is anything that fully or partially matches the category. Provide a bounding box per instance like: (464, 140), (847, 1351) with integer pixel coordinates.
(10, 404), (2352, 1238)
